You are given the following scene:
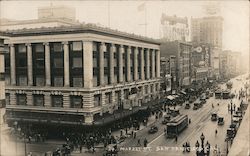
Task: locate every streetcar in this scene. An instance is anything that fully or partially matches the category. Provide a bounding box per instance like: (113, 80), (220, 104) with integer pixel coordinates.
(165, 114), (189, 138)
(215, 90), (222, 99)
(222, 90), (230, 99)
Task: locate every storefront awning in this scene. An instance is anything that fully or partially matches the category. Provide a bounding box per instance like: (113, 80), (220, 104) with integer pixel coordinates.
(167, 95), (175, 100)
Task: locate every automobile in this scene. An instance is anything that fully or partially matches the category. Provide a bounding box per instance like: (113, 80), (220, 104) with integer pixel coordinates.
(193, 104), (199, 110)
(162, 115), (171, 124)
(211, 113), (217, 121)
(167, 109), (180, 117)
(217, 117), (224, 125)
(226, 128), (236, 140)
(148, 125), (158, 134)
(185, 103), (190, 109)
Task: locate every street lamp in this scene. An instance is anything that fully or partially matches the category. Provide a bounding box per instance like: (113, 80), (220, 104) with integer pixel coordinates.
(13, 121), (18, 156)
(196, 133), (210, 156)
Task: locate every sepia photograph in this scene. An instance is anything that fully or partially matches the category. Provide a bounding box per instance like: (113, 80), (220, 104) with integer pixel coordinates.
(0, 0), (249, 155)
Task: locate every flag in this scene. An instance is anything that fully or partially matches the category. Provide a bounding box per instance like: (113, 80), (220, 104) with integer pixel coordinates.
(137, 3), (146, 12)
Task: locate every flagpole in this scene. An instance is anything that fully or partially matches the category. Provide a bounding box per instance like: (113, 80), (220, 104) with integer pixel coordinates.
(145, 3), (147, 37)
(108, 0), (110, 27)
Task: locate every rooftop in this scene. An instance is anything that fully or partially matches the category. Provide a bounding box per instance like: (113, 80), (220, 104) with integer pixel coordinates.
(1, 24), (160, 45)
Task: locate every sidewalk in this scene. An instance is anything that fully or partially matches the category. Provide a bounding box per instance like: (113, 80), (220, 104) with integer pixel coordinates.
(228, 104), (250, 156)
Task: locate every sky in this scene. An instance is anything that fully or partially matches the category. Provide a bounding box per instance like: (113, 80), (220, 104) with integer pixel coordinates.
(0, 0), (249, 58)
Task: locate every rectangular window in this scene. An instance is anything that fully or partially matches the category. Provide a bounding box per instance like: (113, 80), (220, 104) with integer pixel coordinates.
(18, 45), (26, 53)
(36, 58), (45, 68)
(72, 41), (82, 51)
(35, 44), (44, 52)
(17, 94), (27, 105)
(53, 58), (63, 68)
(72, 57), (82, 68)
(18, 58), (27, 67)
(73, 77), (83, 87)
(33, 95), (44, 106)
(36, 76), (45, 86)
(53, 43), (62, 52)
(54, 77), (63, 87)
(18, 76), (27, 86)
(94, 95), (101, 106)
(52, 95), (63, 107)
(70, 96), (82, 108)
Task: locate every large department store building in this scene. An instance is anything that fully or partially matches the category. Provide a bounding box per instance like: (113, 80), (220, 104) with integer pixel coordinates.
(3, 24), (161, 126)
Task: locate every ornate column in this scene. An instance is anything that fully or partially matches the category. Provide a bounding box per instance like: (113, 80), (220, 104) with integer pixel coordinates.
(82, 40), (93, 88)
(118, 45), (124, 83)
(26, 43), (33, 86)
(146, 49), (150, 79)
(140, 48), (145, 80)
(63, 41), (70, 87)
(126, 46), (131, 82)
(99, 42), (105, 86)
(151, 50), (155, 78)
(134, 47), (138, 81)
(44, 42), (51, 86)
(109, 44), (115, 84)
(156, 50), (160, 78)
(10, 44), (16, 85)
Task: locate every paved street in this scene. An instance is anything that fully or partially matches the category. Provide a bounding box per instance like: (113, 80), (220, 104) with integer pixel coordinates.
(0, 75), (248, 156)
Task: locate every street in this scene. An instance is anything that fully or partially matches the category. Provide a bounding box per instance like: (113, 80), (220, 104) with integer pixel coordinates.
(0, 74), (248, 156)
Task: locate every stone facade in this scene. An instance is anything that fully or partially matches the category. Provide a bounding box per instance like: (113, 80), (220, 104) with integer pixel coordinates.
(3, 25), (161, 124)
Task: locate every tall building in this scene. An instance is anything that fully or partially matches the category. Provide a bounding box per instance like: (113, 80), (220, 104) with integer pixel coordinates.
(191, 16), (223, 48)
(191, 16), (223, 79)
(160, 14), (189, 42)
(3, 24), (161, 129)
(160, 41), (192, 89)
(0, 6), (79, 31)
(191, 44), (211, 82)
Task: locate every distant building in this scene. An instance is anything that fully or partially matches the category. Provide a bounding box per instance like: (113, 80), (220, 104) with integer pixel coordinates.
(0, 6), (79, 31)
(160, 14), (189, 42)
(160, 57), (171, 93)
(160, 41), (192, 89)
(220, 50), (241, 78)
(191, 16), (223, 79)
(191, 44), (212, 82)
(191, 16), (223, 48)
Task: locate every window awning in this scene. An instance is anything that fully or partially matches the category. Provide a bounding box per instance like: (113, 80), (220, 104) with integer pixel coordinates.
(167, 95), (175, 100)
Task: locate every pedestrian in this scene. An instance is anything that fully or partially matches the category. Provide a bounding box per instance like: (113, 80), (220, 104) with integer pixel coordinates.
(79, 144), (82, 153)
(125, 128), (128, 135)
(120, 130), (123, 137)
(131, 130), (134, 138)
(215, 129), (218, 136)
(175, 135), (178, 143)
(134, 132), (137, 139)
(137, 139), (141, 146)
(144, 138), (148, 147)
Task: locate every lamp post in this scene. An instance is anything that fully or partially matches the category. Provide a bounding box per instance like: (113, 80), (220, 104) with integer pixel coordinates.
(13, 121), (18, 156)
(229, 100), (235, 125)
(195, 133), (210, 156)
